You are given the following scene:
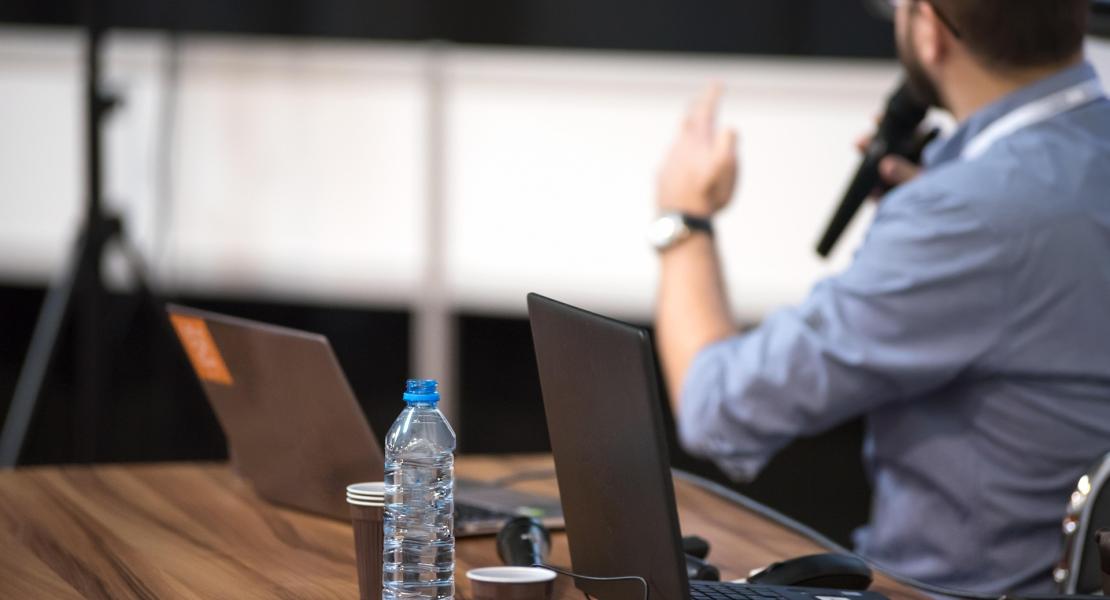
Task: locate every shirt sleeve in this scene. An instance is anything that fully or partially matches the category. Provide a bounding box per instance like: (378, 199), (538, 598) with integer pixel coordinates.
(677, 183), (1015, 481)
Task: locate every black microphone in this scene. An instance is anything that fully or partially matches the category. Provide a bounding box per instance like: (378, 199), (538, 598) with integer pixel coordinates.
(497, 517), (551, 567)
(815, 82), (929, 257)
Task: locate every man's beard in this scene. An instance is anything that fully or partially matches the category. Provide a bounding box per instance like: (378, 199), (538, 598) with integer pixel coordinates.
(897, 23), (944, 108)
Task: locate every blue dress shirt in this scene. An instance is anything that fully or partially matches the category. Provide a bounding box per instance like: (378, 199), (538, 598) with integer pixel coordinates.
(678, 62), (1110, 594)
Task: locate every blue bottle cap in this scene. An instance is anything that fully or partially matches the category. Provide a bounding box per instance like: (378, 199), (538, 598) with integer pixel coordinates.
(403, 379), (440, 404)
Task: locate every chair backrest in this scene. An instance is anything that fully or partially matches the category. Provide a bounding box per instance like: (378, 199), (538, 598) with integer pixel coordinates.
(1055, 452), (1110, 594)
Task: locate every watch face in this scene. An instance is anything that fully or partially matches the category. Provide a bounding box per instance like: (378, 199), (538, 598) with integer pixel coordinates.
(648, 214), (689, 250)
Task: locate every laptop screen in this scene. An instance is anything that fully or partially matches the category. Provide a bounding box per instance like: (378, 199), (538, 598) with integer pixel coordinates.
(167, 304), (382, 519)
(527, 293), (690, 600)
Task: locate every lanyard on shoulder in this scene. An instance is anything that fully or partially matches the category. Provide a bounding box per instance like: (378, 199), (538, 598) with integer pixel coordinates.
(960, 78), (1105, 161)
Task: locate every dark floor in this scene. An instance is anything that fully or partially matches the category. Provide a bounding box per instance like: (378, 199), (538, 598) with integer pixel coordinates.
(0, 282), (872, 547)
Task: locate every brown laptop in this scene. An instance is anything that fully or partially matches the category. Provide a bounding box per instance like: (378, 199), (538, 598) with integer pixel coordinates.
(166, 304), (563, 534)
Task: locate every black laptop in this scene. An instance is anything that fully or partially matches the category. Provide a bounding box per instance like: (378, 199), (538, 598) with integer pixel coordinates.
(526, 293), (889, 600)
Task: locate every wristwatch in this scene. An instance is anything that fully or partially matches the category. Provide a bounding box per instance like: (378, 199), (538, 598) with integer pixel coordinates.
(648, 212), (713, 252)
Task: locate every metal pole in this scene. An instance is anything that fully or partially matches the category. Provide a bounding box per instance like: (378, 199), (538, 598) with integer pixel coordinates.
(73, 3), (110, 462)
(411, 42), (458, 429)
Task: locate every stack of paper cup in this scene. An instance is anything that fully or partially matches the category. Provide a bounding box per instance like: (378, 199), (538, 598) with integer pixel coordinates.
(347, 482), (385, 507)
(347, 482), (385, 600)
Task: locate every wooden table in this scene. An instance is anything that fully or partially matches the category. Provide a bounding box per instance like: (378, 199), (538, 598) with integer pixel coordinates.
(0, 455), (924, 599)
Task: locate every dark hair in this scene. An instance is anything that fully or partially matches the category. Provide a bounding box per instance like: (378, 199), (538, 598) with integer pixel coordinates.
(931, 0), (1088, 69)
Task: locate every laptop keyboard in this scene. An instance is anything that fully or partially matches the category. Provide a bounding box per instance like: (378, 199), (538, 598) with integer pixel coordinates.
(690, 581), (806, 600)
(455, 503), (512, 523)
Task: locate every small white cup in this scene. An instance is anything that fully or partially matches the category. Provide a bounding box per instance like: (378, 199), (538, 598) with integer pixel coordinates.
(466, 566), (556, 600)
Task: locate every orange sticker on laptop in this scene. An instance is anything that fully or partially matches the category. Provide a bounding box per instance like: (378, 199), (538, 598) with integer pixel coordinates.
(170, 314), (233, 386)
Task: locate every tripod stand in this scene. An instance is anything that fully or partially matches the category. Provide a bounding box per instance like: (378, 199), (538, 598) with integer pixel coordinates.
(0, 4), (165, 467)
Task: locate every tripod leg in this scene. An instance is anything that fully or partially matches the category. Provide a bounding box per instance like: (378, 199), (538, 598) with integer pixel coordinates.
(0, 235), (85, 467)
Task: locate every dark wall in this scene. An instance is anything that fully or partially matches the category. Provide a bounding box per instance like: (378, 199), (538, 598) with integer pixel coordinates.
(0, 0), (896, 59)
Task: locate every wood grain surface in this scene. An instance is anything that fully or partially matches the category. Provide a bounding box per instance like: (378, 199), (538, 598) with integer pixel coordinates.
(0, 455), (925, 600)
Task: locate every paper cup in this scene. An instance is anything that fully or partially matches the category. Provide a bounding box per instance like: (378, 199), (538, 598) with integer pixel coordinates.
(467, 567), (556, 600)
(347, 497), (384, 507)
(347, 482), (385, 496)
(347, 483), (385, 600)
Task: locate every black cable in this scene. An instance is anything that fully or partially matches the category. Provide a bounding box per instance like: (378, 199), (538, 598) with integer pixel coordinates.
(534, 563), (649, 600)
(672, 468), (999, 600)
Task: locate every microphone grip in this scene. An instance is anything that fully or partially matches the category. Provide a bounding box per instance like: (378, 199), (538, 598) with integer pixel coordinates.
(497, 517), (551, 567)
(815, 80), (927, 258)
(815, 156), (883, 258)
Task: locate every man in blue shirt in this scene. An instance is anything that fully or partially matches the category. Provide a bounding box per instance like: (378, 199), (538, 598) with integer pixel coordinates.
(652, 0), (1110, 594)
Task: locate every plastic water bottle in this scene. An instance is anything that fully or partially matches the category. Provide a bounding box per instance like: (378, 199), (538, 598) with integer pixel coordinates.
(383, 379), (456, 600)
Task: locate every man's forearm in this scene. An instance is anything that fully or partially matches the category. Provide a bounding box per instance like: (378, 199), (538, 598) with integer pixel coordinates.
(655, 233), (736, 411)
(652, 82), (739, 410)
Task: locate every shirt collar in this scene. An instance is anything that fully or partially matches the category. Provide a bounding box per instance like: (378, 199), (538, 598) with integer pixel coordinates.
(924, 61), (1101, 166)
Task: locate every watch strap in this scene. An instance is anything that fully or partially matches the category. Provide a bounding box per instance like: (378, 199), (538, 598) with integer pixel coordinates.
(681, 214), (713, 236)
